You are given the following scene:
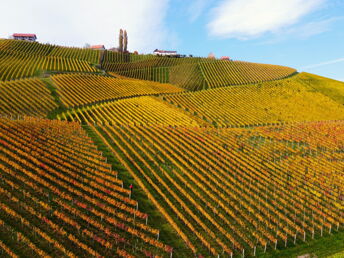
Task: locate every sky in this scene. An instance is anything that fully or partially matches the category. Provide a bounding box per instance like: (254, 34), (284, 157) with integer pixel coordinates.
(1, 0), (343, 81)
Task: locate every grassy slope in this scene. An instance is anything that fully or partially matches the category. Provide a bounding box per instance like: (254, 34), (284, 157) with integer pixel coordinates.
(258, 231), (344, 257)
(41, 77), (68, 119)
(297, 72), (344, 104)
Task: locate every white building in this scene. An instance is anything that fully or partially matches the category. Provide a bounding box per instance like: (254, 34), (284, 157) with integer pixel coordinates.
(153, 49), (178, 57)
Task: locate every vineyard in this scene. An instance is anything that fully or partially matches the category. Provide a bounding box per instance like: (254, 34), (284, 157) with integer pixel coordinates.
(199, 61), (296, 88)
(103, 58), (296, 90)
(0, 117), (172, 257)
(51, 73), (184, 107)
(0, 40), (98, 81)
(0, 39), (100, 63)
(90, 121), (344, 256)
(162, 74), (344, 127)
(0, 38), (343, 257)
(60, 96), (203, 127)
(0, 50), (97, 81)
(0, 78), (57, 117)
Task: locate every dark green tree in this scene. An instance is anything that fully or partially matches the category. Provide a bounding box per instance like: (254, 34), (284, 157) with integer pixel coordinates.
(124, 30), (128, 52)
(119, 29), (123, 52)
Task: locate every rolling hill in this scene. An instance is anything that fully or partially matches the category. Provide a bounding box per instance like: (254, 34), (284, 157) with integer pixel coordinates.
(0, 39), (343, 258)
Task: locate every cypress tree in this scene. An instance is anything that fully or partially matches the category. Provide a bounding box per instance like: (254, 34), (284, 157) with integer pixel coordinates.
(124, 30), (128, 52)
(119, 29), (123, 52)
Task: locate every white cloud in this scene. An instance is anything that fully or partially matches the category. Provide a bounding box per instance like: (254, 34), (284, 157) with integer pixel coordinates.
(188, 0), (213, 22)
(0, 0), (171, 53)
(301, 57), (344, 69)
(207, 0), (325, 39)
(260, 16), (341, 44)
(285, 18), (335, 39)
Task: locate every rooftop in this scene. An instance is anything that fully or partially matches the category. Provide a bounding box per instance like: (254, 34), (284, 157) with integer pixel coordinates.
(13, 33), (37, 38)
(154, 49), (177, 53)
(90, 45), (105, 49)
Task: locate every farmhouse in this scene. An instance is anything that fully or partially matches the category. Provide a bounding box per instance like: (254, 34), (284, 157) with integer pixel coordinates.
(153, 49), (178, 57)
(90, 45), (105, 50)
(12, 33), (37, 41)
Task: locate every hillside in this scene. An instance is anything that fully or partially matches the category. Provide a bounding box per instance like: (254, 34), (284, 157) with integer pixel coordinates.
(162, 73), (344, 127)
(0, 117), (172, 257)
(103, 57), (296, 91)
(296, 72), (344, 104)
(51, 73), (184, 108)
(0, 39), (343, 258)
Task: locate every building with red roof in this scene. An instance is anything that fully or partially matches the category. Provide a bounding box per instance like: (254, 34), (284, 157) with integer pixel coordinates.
(90, 45), (105, 50)
(12, 33), (37, 41)
(220, 56), (231, 60)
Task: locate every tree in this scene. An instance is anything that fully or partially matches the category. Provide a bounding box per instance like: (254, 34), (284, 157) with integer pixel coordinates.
(119, 29), (123, 52)
(208, 52), (215, 59)
(124, 30), (128, 52)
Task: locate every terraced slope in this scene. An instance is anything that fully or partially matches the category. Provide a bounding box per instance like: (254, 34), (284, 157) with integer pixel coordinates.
(0, 78), (57, 117)
(51, 73), (184, 107)
(163, 73), (344, 127)
(0, 117), (171, 257)
(92, 121), (344, 257)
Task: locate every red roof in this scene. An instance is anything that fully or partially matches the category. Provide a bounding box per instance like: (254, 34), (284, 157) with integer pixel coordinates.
(13, 33), (37, 38)
(220, 56), (230, 60)
(90, 45), (105, 49)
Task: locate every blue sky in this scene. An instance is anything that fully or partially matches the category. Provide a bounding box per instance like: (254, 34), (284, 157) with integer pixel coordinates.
(1, 0), (343, 81)
(165, 0), (344, 81)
